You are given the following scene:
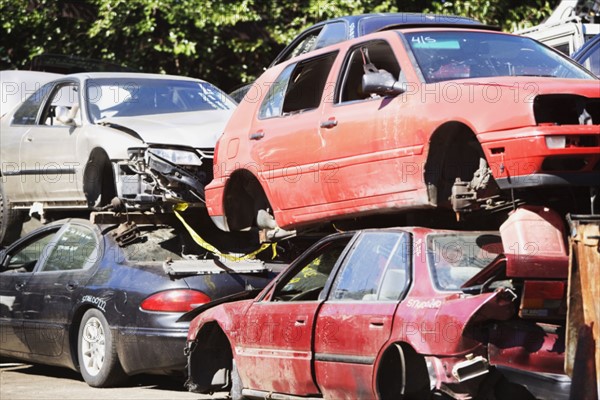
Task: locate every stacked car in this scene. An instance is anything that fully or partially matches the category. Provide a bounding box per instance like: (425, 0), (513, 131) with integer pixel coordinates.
(1, 11), (599, 399)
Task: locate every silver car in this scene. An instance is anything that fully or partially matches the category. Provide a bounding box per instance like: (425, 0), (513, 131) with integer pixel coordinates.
(0, 72), (236, 244)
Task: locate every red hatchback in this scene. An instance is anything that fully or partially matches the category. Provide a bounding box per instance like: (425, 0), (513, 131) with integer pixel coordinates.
(184, 206), (570, 400)
(206, 27), (599, 234)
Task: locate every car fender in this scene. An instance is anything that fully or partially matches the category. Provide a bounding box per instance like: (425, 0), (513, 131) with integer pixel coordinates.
(80, 124), (145, 162)
(391, 289), (515, 356)
(187, 300), (254, 345)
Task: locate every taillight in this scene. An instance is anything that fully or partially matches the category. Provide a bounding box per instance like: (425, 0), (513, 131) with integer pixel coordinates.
(140, 289), (211, 312)
(519, 280), (567, 320)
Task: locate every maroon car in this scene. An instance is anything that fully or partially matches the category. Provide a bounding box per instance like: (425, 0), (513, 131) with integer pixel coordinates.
(183, 206), (569, 399)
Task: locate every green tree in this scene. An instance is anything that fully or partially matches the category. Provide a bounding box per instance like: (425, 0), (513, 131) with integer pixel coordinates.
(1, 0), (560, 92)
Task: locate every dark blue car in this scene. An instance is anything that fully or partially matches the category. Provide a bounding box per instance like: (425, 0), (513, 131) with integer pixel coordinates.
(0, 218), (275, 387)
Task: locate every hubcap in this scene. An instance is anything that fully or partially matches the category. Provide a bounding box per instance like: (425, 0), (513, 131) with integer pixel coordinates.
(81, 317), (106, 376)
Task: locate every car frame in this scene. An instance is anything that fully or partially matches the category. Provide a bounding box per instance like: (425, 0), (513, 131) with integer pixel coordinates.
(0, 217), (274, 387)
(184, 206), (570, 399)
(208, 26), (599, 235)
(0, 72), (236, 245)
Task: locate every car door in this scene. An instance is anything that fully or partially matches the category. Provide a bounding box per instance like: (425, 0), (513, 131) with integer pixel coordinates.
(319, 39), (423, 209)
(314, 231), (412, 399)
(18, 80), (84, 204)
(235, 234), (354, 396)
(21, 221), (101, 357)
(0, 226), (61, 356)
(1, 81), (55, 202)
(248, 52), (338, 212)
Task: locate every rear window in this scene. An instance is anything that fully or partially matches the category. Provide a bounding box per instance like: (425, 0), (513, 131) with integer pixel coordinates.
(427, 232), (502, 290)
(120, 227), (184, 262)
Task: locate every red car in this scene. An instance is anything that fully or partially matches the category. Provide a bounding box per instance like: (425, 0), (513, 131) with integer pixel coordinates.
(206, 26), (599, 234)
(184, 206), (570, 399)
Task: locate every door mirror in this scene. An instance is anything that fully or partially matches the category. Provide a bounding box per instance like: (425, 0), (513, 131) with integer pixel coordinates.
(361, 69), (404, 96)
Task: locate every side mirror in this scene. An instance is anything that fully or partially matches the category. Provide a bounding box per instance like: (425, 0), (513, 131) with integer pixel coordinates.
(361, 69), (405, 96)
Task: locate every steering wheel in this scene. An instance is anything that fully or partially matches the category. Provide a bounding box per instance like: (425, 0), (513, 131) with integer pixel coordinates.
(289, 287), (323, 301)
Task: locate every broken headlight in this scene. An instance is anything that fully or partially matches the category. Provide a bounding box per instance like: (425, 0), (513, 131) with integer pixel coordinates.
(147, 148), (203, 166)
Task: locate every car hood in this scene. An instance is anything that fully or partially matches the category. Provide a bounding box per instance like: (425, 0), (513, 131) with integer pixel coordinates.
(457, 76), (600, 98)
(99, 109), (233, 147)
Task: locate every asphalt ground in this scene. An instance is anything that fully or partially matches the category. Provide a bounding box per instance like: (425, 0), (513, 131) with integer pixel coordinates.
(0, 357), (228, 400)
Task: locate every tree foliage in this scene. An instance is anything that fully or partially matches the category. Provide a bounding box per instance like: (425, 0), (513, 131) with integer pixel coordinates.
(1, 0), (560, 92)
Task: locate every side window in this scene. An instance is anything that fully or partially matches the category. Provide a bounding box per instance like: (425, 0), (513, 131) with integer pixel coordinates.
(580, 43), (600, 76)
(0, 229), (60, 273)
(314, 22), (347, 50)
(281, 28), (323, 63)
(273, 238), (351, 302)
(41, 83), (81, 126)
(330, 232), (410, 301)
(12, 82), (54, 125)
(258, 64), (294, 119)
(41, 225), (99, 272)
(337, 40), (401, 103)
(282, 52), (337, 114)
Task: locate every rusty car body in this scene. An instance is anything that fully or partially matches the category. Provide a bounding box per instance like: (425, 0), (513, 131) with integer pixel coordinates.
(206, 27), (599, 235)
(184, 206), (570, 399)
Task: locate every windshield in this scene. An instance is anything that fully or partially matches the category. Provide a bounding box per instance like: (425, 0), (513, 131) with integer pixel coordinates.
(405, 31), (595, 83)
(86, 78), (235, 122)
(427, 232), (502, 291)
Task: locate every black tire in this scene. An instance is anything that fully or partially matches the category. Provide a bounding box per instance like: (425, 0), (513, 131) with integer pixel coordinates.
(83, 152), (116, 208)
(230, 359), (247, 400)
(77, 309), (126, 387)
(0, 181), (24, 246)
(378, 344), (431, 400)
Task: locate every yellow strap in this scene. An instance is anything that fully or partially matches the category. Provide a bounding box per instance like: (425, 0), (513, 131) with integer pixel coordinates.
(173, 203), (276, 261)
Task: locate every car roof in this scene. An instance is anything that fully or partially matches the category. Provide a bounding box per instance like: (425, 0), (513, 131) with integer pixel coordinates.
(302, 13), (484, 34)
(270, 14), (492, 66)
(58, 71), (208, 83)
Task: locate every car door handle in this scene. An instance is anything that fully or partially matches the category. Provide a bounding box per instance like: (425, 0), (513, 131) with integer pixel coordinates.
(369, 319), (385, 327)
(15, 282), (26, 291)
(249, 130), (265, 140)
(66, 281), (79, 291)
(295, 316), (307, 326)
(320, 118), (338, 129)
(26, 137), (33, 142)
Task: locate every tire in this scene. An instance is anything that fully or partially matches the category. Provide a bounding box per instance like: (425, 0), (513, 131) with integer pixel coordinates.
(77, 309), (126, 387)
(230, 359), (247, 400)
(0, 181), (24, 246)
(378, 344), (431, 400)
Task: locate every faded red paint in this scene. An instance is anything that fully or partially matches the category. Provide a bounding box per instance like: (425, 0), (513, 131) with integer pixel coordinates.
(206, 28), (599, 231)
(187, 216), (569, 398)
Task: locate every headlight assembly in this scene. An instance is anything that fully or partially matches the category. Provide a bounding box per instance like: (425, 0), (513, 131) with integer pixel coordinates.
(147, 148), (203, 166)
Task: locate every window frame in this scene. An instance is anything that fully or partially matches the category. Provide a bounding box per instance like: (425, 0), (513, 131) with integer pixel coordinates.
(35, 222), (102, 274)
(11, 81), (56, 126)
(259, 232), (356, 303)
(326, 230), (413, 303)
(334, 39), (402, 105)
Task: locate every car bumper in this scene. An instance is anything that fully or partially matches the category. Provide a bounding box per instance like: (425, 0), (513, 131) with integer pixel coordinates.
(480, 126), (600, 189)
(115, 326), (188, 375)
(497, 366), (571, 400)
(205, 179), (227, 230)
